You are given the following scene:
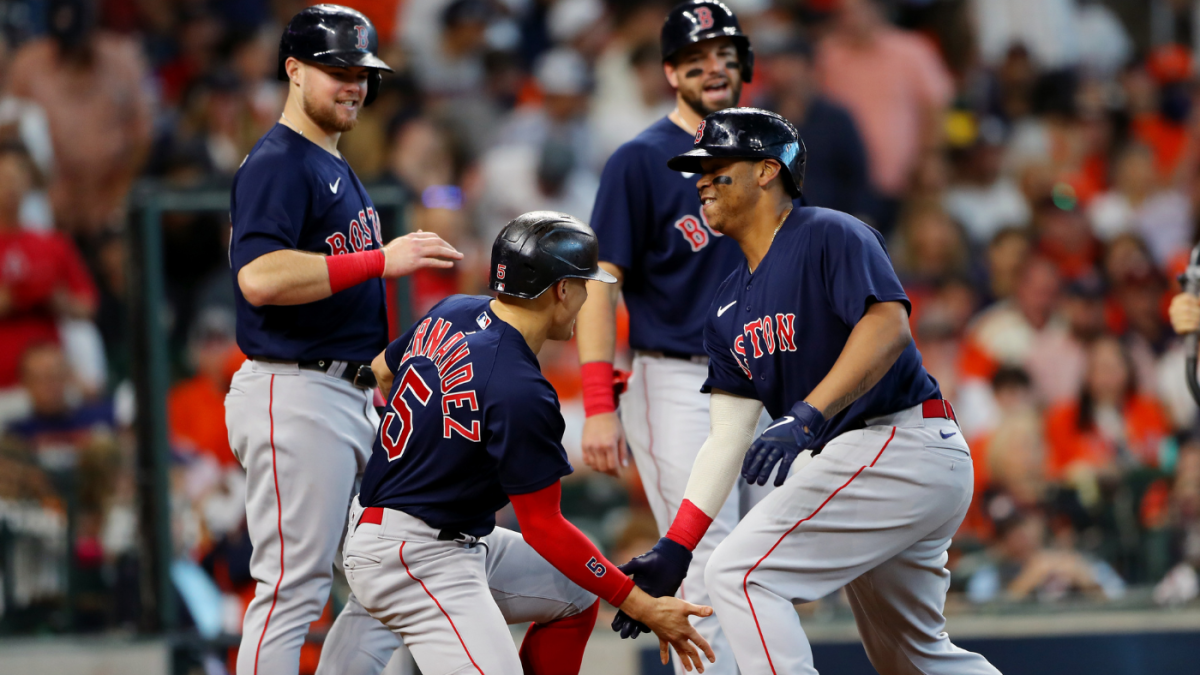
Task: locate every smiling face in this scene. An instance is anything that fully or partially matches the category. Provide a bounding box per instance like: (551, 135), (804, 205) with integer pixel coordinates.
(664, 37), (743, 117)
(288, 57), (371, 133)
(694, 155), (784, 235)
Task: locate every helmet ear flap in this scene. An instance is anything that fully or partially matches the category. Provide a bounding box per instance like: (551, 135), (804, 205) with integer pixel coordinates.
(364, 70), (382, 106)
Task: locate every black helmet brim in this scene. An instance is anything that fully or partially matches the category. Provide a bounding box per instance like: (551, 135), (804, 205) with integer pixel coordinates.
(668, 147), (803, 197)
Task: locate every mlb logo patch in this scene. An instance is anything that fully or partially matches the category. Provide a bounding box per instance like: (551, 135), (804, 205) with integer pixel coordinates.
(477, 312), (492, 330)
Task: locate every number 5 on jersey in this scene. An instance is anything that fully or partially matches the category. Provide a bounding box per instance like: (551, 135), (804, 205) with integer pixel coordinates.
(381, 365), (433, 461)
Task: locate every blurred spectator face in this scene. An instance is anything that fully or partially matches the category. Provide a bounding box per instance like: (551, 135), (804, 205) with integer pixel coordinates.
(1062, 284), (1106, 342)
(1113, 144), (1157, 198)
(987, 229), (1031, 300)
(388, 118), (454, 192)
(189, 310), (237, 386)
(1085, 337), (1131, 405)
(535, 49), (590, 123)
(441, 0), (491, 58)
(763, 48), (814, 103)
(999, 45), (1035, 119)
(901, 204), (964, 279)
(1117, 274), (1166, 340)
(20, 343), (69, 417)
(836, 0), (884, 40)
(1014, 257), (1060, 326)
(664, 37), (743, 117)
(989, 412), (1046, 505)
(992, 367), (1034, 413)
(48, 0), (94, 55)
(1102, 234), (1155, 286)
(1036, 203), (1092, 260)
(0, 149), (33, 221)
(287, 60), (370, 133)
(998, 512), (1045, 563)
(1121, 65), (1158, 117)
(232, 29), (276, 85)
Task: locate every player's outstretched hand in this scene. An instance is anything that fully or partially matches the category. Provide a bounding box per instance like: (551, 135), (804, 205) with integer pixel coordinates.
(1169, 292), (1200, 335)
(743, 400), (825, 487)
(381, 231), (463, 278)
(619, 587), (715, 673)
(582, 411), (628, 475)
(612, 537), (693, 638)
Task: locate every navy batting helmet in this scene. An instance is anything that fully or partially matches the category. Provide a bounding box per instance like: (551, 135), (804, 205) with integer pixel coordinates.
(668, 108), (806, 197)
(490, 212), (617, 299)
(661, 0), (754, 84)
(277, 4), (394, 106)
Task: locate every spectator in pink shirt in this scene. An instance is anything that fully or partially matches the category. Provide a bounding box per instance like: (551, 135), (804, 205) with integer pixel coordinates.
(816, 0), (953, 233)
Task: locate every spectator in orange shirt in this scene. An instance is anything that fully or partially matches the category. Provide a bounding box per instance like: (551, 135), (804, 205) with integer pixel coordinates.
(1044, 336), (1170, 483)
(168, 308), (244, 468)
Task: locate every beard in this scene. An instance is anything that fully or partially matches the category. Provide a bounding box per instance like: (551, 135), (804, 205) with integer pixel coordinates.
(302, 89), (359, 134)
(679, 78), (743, 118)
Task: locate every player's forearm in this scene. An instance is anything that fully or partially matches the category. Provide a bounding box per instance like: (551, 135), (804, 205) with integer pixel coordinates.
(509, 481), (634, 606)
(238, 249), (334, 306)
(371, 350), (393, 394)
(575, 263), (624, 364)
(805, 301), (911, 420)
(667, 391), (763, 549)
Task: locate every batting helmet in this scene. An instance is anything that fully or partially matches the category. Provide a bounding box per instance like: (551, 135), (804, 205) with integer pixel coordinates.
(668, 107), (806, 197)
(490, 212), (617, 299)
(277, 4), (394, 106)
(661, 0), (754, 84)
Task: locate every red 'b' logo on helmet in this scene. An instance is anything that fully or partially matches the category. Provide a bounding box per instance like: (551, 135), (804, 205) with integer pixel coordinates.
(354, 25), (369, 49)
(695, 7), (714, 30)
(694, 120), (706, 144)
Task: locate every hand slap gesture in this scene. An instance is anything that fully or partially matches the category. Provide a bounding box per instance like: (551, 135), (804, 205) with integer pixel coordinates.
(381, 231), (463, 278)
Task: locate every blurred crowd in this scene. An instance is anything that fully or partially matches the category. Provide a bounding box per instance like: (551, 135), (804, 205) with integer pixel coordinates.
(2, 0), (1200, 645)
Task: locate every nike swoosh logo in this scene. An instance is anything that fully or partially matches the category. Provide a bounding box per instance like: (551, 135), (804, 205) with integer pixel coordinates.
(939, 430), (957, 439)
(717, 301), (737, 317)
(764, 416), (794, 433)
(329, 177), (341, 193)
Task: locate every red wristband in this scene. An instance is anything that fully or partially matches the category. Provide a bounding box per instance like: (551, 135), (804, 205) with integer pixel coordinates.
(665, 499), (714, 552)
(327, 249), (385, 294)
(581, 361), (617, 417)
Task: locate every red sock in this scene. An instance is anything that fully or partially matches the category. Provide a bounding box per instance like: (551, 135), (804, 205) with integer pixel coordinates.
(518, 600), (599, 675)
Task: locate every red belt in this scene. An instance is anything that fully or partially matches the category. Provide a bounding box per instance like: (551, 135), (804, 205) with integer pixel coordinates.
(921, 399), (957, 423)
(356, 506), (472, 542)
(359, 506), (384, 526)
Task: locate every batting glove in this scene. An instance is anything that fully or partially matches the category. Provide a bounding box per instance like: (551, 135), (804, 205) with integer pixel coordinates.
(611, 537), (693, 639)
(742, 401), (825, 487)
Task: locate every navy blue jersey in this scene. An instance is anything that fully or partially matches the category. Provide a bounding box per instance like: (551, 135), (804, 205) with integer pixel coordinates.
(230, 124), (387, 362)
(358, 295), (573, 536)
(590, 116), (743, 355)
(701, 207), (941, 447)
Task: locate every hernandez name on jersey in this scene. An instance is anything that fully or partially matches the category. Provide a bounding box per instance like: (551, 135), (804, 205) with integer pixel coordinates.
(702, 207), (941, 448)
(357, 295), (573, 537)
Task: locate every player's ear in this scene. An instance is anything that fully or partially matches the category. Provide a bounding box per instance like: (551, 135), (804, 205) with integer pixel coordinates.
(758, 159), (782, 188)
(285, 57), (302, 86)
(663, 60), (680, 90)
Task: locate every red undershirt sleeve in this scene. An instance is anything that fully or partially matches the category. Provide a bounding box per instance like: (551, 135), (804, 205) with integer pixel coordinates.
(508, 481), (635, 607)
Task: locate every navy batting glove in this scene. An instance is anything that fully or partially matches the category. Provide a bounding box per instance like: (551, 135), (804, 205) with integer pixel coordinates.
(611, 537), (693, 640)
(743, 401), (825, 487)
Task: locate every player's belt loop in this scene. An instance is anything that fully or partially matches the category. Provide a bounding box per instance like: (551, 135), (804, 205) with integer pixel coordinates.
(920, 398), (957, 424)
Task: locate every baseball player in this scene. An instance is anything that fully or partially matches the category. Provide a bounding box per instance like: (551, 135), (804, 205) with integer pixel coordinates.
(226, 7), (461, 675)
(614, 108), (1002, 675)
(575, 3), (769, 670)
(341, 211), (716, 674)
